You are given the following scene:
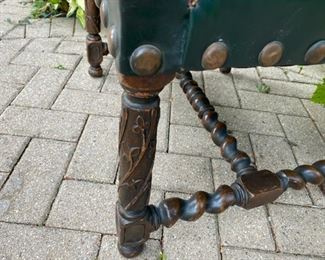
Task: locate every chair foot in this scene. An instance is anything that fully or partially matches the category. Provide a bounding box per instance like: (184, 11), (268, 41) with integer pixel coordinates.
(220, 67), (232, 74)
(88, 66), (103, 78)
(118, 243), (144, 258)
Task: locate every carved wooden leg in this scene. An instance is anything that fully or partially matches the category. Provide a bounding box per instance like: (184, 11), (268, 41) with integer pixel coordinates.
(116, 74), (174, 258)
(85, 0), (108, 77)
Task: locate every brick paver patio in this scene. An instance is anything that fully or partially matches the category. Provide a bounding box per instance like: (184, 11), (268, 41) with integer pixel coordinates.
(0, 0), (325, 259)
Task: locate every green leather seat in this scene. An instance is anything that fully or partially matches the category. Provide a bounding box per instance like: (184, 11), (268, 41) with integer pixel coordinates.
(103, 0), (325, 75)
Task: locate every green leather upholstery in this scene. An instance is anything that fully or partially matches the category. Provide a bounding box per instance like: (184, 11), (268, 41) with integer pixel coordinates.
(105, 0), (325, 75)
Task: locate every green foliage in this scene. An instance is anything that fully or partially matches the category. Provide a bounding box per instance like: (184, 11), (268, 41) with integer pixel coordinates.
(31, 0), (85, 27)
(311, 79), (325, 105)
(159, 252), (167, 260)
(54, 64), (66, 70)
(256, 83), (271, 94)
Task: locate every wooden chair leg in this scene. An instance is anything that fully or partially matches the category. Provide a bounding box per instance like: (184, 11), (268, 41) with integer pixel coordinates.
(85, 0), (108, 77)
(116, 74), (174, 258)
(220, 67), (232, 74)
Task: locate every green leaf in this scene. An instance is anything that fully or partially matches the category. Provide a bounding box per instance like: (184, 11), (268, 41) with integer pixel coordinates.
(76, 0), (85, 11)
(159, 252), (167, 260)
(256, 83), (270, 94)
(76, 7), (85, 28)
(67, 0), (78, 17)
(49, 0), (61, 4)
(311, 79), (325, 104)
(54, 64), (66, 70)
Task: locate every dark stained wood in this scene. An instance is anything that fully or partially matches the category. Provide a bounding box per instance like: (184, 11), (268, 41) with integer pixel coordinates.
(116, 74), (173, 258)
(85, 0), (108, 77)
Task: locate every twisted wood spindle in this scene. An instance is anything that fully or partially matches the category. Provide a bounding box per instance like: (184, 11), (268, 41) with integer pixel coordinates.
(179, 71), (255, 176)
(276, 160), (325, 190)
(148, 160), (325, 229)
(150, 185), (237, 229)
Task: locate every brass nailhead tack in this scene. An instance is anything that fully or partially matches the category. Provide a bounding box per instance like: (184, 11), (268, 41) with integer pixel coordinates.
(201, 42), (228, 70)
(259, 41), (284, 66)
(130, 45), (162, 76)
(305, 40), (325, 64)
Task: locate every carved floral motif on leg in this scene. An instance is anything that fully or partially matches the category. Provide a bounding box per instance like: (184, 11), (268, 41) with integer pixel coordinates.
(116, 93), (160, 258)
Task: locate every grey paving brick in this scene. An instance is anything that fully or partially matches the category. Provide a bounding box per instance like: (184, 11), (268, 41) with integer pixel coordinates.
(152, 152), (213, 193)
(298, 65), (325, 80)
(0, 81), (24, 91)
(250, 134), (312, 206)
(212, 159), (237, 186)
(50, 17), (74, 37)
(0, 38), (28, 64)
(307, 184), (325, 208)
(212, 159), (275, 251)
(232, 67), (261, 92)
(52, 89), (120, 116)
(163, 192), (220, 260)
(169, 124), (252, 158)
(0, 139), (75, 224)
(157, 101), (169, 152)
(0, 14), (22, 38)
(283, 65), (301, 73)
(0, 22), (12, 38)
(216, 106), (284, 136)
(219, 206), (274, 251)
(0, 4), (30, 16)
(13, 68), (70, 108)
(99, 236), (161, 260)
(0, 38), (28, 52)
(0, 134), (29, 172)
(46, 180), (116, 233)
(302, 100), (325, 137)
(170, 83), (201, 127)
(222, 247), (322, 260)
(25, 37), (62, 53)
(66, 116), (119, 183)
(0, 106), (87, 142)
(284, 70), (321, 84)
(56, 40), (86, 54)
(25, 19), (50, 38)
(2, 24), (25, 39)
(1, 0), (31, 7)
(0, 48), (18, 64)
(65, 57), (112, 91)
(46, 180), (162, 238)
(278, 115), (325, 165)
(0, 86), (18, 112)
(239, 90), (307, 116)
(262, 79), (316, 99)
(74, 21), (87, 37)
(0, 64), (37, 84)
(0, 222), (100, 259)
(204, 71), (240, 107)
(12, 51), (80, 70)
(109, 61), (117, 74)
(257, 66), (288, 81)
(101, 74), (123, 95)
(269, 204), (325, 256)
(0, 172), (9, 187)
